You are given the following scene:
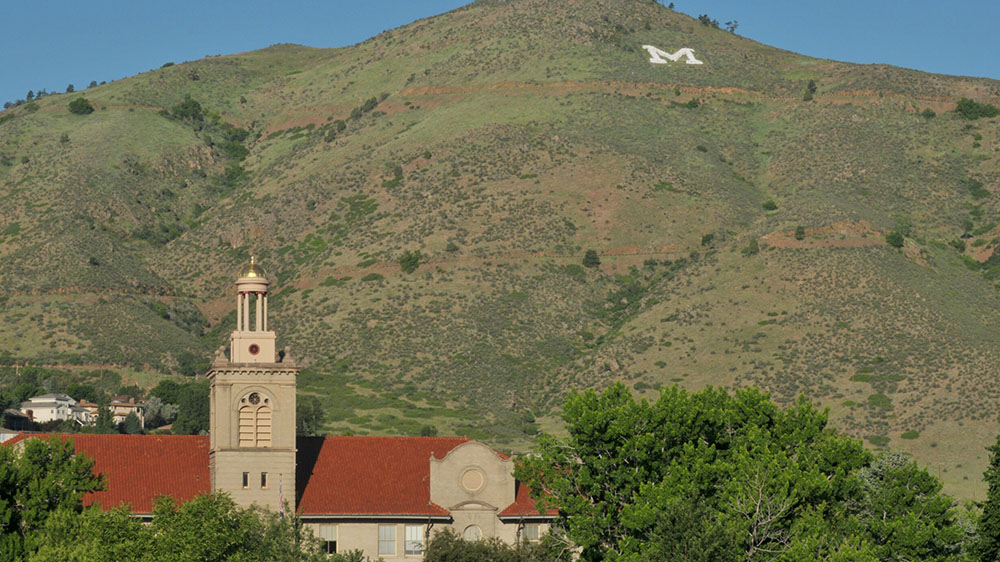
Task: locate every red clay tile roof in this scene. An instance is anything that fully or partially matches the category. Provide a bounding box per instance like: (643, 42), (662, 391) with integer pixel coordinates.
(297, 435), (469, 516)
(5, 433), (552, 519)
(499, 480), (558, 518)
(5, 433), (209, 514)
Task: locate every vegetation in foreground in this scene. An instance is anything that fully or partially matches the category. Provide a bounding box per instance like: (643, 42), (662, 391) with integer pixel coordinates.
(10, 386), (1000, 561)
(518, 384), (985, 561)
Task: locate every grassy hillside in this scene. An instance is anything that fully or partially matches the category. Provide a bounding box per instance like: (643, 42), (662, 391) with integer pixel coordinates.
(1, 0), (999, 498)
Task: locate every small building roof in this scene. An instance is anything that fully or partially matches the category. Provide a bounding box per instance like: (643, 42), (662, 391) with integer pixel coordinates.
(25, 393), (75, 403)
(498, 480), (558, 519)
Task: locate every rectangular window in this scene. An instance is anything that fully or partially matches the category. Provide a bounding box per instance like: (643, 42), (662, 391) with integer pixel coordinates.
(524, 524), (540, 543)
(405, 524), (424, 555)
(318, 525), (337, 554)
(241, 472), (249, 489)
(260, 472), (268, 489)
(378, 524), (396, 556)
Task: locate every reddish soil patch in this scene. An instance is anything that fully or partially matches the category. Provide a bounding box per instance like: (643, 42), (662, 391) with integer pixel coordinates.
(763, 220), (883, 249)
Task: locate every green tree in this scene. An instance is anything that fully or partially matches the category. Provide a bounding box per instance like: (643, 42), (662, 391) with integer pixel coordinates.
(978, 435), (1000, 561)
(794, 226), (806, 240)
(399, 250), (422, 274)
(742, 238), (760, 256)
(67, 98), (94, 115)
(172, 381), (209, 435)
(885, 231), (904, 248)
(171, 95), (203, 122)
(955, 98), (1000, 120)
(853, 452), (964, 562)
(65, 84), (74, 93)
(296, 395), (326, 436)
(424, 527), (571, 562)
(583, 249), (601, 269)
(95, 400), (115, 434)
(30, 493), (332, 562)
(0, 436), (104, 558)
(30, 506), (150, 562)
(515, 384), (874, 561)
(121, 412), (142, 435)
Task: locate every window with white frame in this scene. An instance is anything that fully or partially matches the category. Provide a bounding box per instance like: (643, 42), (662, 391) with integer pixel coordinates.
(523, 524), (540, 543)
(405, 524), (424, 555)
(378, 524), (396, 556)
(317, 525), (337, 554)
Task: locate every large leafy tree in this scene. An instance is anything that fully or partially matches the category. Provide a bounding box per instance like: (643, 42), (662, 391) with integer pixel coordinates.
(29, 492), (333, 562)
(0, 436), (104, 559)
(516, 384), (969, 562)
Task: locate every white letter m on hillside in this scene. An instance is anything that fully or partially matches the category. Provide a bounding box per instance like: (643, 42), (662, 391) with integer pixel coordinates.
(642, 45), (704, 65)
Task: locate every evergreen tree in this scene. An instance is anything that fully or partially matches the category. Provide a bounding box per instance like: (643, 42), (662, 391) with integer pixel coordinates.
(122, 412), (143, 434)
(978, 435), (1000, 561)
(95, 400), (115, 433)
(582, 249), (601, 268)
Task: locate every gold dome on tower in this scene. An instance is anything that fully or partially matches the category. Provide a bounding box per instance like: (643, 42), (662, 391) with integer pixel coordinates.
(239, 256), (267, 279)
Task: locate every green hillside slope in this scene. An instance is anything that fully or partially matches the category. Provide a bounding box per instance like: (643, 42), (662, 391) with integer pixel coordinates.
(1, 0), (999, 498)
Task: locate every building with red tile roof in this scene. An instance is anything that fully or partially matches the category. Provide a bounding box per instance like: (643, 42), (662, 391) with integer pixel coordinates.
(4, 260), (555, 560)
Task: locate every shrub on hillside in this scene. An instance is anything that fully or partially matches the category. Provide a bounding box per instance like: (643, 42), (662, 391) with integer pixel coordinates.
(171, 95), (204, 122)
(68, 97), (94, 115)
(399, 250), (422, 274)
(583, 249), (601, 268)
(885, 231), (904, 248)
(955, 98), (999, 120)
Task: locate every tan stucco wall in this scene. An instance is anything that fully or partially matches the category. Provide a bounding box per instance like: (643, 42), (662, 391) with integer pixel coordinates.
(303, 520), (551, 560)
(212, 448), (295, 512)
(209, 364), (298, 513)
(429, 441), (515, 512)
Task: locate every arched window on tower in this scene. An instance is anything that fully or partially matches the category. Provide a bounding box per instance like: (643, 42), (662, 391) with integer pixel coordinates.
(238, 392), (272, 448)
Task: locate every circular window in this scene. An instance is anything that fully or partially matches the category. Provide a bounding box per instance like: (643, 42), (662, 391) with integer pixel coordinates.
(463, 525), (482, 542)
(461, 468), (485, 492)
(248, 344), (260, 355)
(248, 392), (260, 405)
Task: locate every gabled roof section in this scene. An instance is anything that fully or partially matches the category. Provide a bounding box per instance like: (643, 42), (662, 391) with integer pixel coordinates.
(297, 435), (469, 516)
(5, 433), (209, 514)
(499, 480), (558, 519)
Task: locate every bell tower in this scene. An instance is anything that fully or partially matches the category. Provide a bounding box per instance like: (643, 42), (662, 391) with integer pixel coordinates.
(208, 258), (298, 512)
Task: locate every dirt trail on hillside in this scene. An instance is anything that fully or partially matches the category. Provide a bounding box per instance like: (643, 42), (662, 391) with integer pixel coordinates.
(252, 80), (962, 138)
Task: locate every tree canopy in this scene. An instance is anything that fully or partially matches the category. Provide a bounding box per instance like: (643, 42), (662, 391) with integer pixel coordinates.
(0, 436), (104, 559)
(515, 384), (969, 561)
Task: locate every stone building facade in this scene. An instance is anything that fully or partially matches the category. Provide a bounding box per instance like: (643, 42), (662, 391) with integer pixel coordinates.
(6, 259), (553, 559)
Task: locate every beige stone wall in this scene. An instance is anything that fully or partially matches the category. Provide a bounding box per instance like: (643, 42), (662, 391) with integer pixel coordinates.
(209, 364), (297, 513)
(429, 441), (515, 512)
(212, 449), (295, 512)
(303, 520), (551, 560)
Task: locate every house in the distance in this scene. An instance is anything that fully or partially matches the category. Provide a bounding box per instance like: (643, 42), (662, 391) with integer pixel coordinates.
(78, 397), (146, 428)
(19, 393), (90, 425)
(6, 259), (554, 559)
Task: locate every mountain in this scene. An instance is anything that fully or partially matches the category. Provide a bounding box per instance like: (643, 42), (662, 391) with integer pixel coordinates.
(1, 0), (999, 499)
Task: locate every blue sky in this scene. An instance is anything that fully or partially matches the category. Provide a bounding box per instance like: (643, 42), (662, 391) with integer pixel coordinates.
(2, 0), (998, 107)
